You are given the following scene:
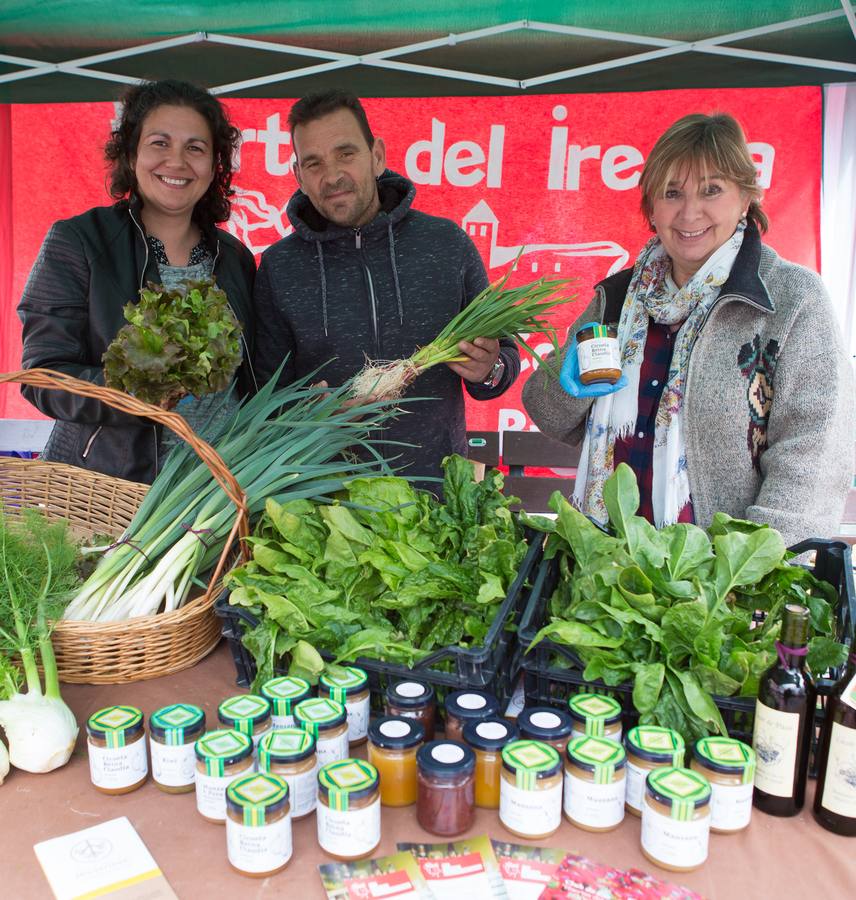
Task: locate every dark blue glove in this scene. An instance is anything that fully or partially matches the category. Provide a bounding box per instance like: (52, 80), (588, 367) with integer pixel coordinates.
(559, 323), (628, 398)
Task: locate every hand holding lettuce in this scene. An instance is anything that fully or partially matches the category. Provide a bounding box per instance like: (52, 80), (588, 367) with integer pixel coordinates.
(524, 464), (847, 745)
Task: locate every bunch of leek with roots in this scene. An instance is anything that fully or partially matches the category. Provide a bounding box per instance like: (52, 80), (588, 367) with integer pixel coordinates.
(64, 369), (403, 622)
(350, 270), (575, 401)
(0, 511), (80, 774)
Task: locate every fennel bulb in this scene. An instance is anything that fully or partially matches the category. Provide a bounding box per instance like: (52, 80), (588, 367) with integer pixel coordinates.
(0, 692), (77, 772)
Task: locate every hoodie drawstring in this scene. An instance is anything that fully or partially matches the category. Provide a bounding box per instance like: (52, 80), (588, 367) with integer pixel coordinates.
(316, 240), (329, 336)
(387, 222), (404, 325)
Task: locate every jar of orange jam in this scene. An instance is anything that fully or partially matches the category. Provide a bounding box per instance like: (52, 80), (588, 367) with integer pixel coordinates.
(367, 716), (424, 806)
(518, 706), (574, 756)
(462, 717), (518, 809)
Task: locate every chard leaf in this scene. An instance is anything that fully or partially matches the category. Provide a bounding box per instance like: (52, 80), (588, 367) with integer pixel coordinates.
(672, 668), (728, 736)
(692, 664), (741, 697)
(712, 529), (786, 606)
(660, 523), (715, 580)
(529, 619), (624, 651)
(632, 662), (665, 714)
(807, 637), (849, 675)
(287, 640), (326, 684)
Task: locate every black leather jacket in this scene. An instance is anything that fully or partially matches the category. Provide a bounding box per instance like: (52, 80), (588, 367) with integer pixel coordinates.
(17, 199), (256, 483)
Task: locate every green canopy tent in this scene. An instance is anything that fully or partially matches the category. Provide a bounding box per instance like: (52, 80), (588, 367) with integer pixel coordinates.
(1, 1), (855, 100)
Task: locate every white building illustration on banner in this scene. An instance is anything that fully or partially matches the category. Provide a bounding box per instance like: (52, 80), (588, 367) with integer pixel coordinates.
(461, 200), (629, 277)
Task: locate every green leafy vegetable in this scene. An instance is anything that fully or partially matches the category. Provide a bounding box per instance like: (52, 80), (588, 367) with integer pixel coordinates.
(103, 278), (243, 408)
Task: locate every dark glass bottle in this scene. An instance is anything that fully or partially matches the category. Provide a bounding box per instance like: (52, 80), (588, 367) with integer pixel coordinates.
(752, 603), (816, 816)
(813, 638), (856, 835)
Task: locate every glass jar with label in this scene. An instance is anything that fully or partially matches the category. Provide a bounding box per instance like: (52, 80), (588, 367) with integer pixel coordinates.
(416, 740), (476, 836)
(564, 735), (627, 832)
(226, 771), (292, 877)
(518, 706), (575, 755)
(691, 737), (755, 834)
(194, 729), (254, 823)
(318, 667), (371, 745)
(149, 703), (205, 794)
(463, 717), (519, 809)
(624, 726), (685, 816)
(87, 705), (148, 795)
(293, 697), (349, 767)
(575, 324), (622, 385)
(218, 694), (272, 749)
(500, 739), (563, 839)
(444, 690), (500, 743)
(568, 693), (623, 743)
(317, 759), (381, 861)
(367, 716), (424, 807)
(258, 728), (318, 818)
(261, 676), (311, 729)
(641, 766), (712, 873)
(386, 679), (436, 741)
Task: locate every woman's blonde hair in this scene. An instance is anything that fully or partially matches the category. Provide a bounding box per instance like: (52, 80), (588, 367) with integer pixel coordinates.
(640, 112), (768, 233)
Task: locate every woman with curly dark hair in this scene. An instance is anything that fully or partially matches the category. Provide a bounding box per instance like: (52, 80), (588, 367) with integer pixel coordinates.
(17, 80), (256, 483)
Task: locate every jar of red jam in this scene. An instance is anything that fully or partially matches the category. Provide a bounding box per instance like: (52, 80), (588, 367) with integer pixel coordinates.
(385, 680), (436, 742)
(444, 690), (499, 742)
(517, 706), (575, 756)
(416, 740), (475, 836)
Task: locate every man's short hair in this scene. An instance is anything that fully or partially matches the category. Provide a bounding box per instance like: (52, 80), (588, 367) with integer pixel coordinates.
(288, 90), (375, 151)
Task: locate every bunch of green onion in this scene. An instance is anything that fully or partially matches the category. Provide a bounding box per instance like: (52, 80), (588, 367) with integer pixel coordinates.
(63, 371), (401, 622)
(350, 271), (575, 401)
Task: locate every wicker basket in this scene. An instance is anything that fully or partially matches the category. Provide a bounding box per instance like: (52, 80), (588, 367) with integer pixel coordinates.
(0, 368), (249, 684)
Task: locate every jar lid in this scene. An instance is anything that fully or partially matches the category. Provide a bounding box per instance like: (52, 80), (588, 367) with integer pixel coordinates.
(217, 694), (271, 736)
(416, 740), (476, 777)
(566, 735), (627, 783)
(518, 706), (574, 742)
(386, 679), (435, 708)
(226, 772), (289, 825)
(501, 740), (562, 787)
(567, 693), (622, 733)
(693, 737), (756, 782)
(646, 767), (711, 820)
(445, 690), (500, 721)
(317, 759), (379, 810)
(625, 726), (685, 765)
(293, 697), (347, 735)
(258, 728), (316, 768)
(194, 728), (253, 774)
(463, 717), (518, 751)
(86, 705), (144, 746)
(319, 666), (369, 702)
(149, 703), (205, 743)
(368, 716), (424, 750)
(576, 323), (617, 341)
(261, 676), (311, 716)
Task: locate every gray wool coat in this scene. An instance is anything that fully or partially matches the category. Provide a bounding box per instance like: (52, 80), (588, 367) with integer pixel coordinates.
(522, 223), (855, 547)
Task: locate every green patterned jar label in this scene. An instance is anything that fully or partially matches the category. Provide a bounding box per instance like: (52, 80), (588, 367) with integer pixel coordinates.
(628, 726), (685, 765)
(318, 759), (378, 811)
(261, 676), (310, 717)
(501, 740), (561, 790)
(150, 704), (204, 746)
(227, 772), (289, 826)
(258, 728), (315, 770)
(218, 695), (270, 736)
(195, 729), (252, 777)
(695, 737), (756, 783)
(648, 766), (711, 821)
(568, 694), (621, 736)
(87, 706), (143, 749)
(567, 735), (626, 785)
(320, 667), (368, 704)
(294, 698), (345, 737)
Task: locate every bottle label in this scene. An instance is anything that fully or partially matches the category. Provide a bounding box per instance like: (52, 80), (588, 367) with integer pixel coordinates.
(641, 802), (709, 869)
(752, 700), (800, 798)
(563, 770), (625, 828)
(226, 813), (292, 874)
(271, 713), (296, 730)
(88, 739), (148, 790)
(708, 780), (753, 831)
(577, 337), (621, 376)
(150, 738), (196, 788)
(624, 760), (648, 812)
(840, 673), (856, 712)
(317, 796), (381, 857)
(345, 695), (370, 743)
(820, 722), (856, 818)
(196, 769), (242, 820)
(316, 730), (350, 769)
(499, 777), (562, 836)
(282, 764), (318, 817)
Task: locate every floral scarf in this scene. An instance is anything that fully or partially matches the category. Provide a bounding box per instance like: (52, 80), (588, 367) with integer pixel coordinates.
(572, 222), (745, 527)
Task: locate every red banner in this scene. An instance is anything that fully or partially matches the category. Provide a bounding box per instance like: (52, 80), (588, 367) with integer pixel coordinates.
(1, 87), (822, 434)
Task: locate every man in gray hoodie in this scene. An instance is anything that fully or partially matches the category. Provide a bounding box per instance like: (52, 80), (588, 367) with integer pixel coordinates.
(252, 90), (519, 483)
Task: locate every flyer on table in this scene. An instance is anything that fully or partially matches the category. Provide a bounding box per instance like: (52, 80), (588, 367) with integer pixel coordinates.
(398, 835), (508, 900)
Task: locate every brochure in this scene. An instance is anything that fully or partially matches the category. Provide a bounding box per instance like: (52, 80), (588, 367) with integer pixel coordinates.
(490, 841), (567, 900)
(398, 835), (509, 900)
(318, 850), (436, 900)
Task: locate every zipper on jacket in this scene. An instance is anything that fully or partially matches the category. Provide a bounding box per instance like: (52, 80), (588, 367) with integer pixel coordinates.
(128, 207), (150, 292)
(355, 228), (380, 355)
(82, 426), (102, 459)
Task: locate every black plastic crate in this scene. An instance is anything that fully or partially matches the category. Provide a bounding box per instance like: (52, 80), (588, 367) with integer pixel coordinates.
(517, 538), (855, 759)
(215, 528), (544, 706)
